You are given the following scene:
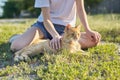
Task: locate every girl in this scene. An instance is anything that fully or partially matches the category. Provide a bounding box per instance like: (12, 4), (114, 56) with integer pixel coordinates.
(10, 0), (101, 51)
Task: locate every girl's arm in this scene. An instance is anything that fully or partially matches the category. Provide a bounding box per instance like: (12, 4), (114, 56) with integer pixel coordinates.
(42, 7), (60, 38)
(76, 0), (101, 43)
(76, 0), (90, 32)
(41, 7), (61, 49)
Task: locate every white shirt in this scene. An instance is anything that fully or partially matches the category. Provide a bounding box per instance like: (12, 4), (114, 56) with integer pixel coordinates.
(34, 0), (76, 26)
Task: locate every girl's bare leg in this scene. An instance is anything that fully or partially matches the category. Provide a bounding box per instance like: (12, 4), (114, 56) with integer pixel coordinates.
(10, 27), (44, 52)
(79, 32), (101, 49)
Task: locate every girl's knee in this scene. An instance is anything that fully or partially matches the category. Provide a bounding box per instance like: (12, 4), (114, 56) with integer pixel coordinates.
(10, 43), (20, 52)
(10, 41), (26, 52)
(79, 38), (100, 49)
(92, 41), (99, 47)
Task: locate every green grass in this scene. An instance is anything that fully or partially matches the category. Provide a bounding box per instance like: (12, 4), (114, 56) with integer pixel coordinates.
(0, 14), (120, 80)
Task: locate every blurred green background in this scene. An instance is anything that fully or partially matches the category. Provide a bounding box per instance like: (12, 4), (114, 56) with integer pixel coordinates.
(0, 0), (120, 18)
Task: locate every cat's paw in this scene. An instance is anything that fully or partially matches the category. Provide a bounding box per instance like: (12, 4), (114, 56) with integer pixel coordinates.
(80, 50), (90, 56)
(14, 55), (20, 62)
(14, 54), (30, 62)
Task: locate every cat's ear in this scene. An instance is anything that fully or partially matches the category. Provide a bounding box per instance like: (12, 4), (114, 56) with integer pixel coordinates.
(75, 25), (81, 31)
(65, 24), (71, 31)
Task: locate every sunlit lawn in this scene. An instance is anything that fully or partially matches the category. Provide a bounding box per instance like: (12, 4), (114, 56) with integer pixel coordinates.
(0, 14), (120, 80)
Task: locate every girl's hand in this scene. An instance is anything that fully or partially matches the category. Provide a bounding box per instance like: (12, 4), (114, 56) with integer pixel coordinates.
(50, 36), (62, 50)
(86, 29), (101, 43)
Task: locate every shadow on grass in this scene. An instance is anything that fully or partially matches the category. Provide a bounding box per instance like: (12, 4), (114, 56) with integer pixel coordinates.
(0, 42), (44, 69)
(0, 42), (14, 68)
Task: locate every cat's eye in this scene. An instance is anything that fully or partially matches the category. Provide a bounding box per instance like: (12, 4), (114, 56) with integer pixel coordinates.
(71, 33), (74, 36)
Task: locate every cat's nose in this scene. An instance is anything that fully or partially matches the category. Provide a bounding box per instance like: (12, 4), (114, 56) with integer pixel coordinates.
(74, 36), (79, 40)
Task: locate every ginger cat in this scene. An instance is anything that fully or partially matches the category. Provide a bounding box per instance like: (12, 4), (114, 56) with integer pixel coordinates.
(14, 25), (82, 62)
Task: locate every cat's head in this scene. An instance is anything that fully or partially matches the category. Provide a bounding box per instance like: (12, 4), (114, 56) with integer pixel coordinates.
(64, 24), (81, 41)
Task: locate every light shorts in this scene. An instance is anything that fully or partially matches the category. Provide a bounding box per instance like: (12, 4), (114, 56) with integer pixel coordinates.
(31, 21), (65, 40)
